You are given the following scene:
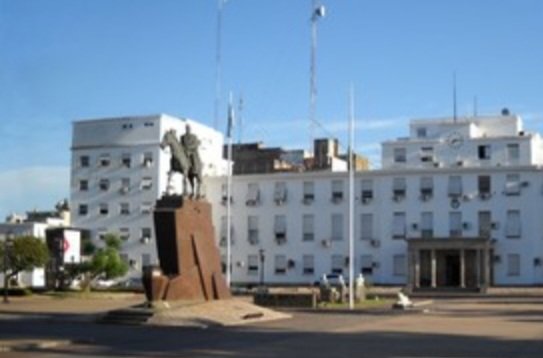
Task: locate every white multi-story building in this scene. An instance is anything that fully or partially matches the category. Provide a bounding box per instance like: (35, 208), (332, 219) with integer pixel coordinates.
(208, 113), (543, 290)
(70, 112), (543, 290)
(70, 114), (226, 272)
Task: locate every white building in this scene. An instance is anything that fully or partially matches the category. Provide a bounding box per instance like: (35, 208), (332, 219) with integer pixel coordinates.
(70, 114), (226, 273)
(208, 113), (543, 290)
(70, 112), (543, 290)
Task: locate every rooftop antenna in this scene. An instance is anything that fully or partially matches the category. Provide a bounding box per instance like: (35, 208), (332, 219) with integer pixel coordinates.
(309, 0), (326, 152)
(214, 0), (227, 130)
(453, 71), (458, 123)
(237, 93), (244, 144)
(473, 96), (478, 117)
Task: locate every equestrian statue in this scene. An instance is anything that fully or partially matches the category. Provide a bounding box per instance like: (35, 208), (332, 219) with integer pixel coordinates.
(160, 124), (203, 198)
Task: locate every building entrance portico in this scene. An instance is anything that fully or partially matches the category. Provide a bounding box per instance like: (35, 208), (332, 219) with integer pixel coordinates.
(408, 238), (493, 292)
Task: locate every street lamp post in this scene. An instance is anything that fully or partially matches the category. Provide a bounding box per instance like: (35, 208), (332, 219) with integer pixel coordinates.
(3, 231), (13, 304)
(259, 249), (265, 288)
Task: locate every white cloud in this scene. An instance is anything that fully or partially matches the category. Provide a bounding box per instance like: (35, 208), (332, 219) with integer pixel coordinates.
(0, 166), (69, 220)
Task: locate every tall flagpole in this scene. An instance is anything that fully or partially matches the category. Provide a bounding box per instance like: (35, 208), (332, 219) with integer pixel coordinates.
(348, 84), (355, 310)
(226, 92), (234, 287)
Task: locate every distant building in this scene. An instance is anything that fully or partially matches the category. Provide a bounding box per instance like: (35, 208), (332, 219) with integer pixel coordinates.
(225, 138), (369, 175)
(1, 201), (71, 287)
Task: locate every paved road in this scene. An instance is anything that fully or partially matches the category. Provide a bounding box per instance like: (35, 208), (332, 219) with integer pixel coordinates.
(1, 298), (543, 357)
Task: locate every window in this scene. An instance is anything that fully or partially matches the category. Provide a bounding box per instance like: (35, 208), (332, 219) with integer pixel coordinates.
(221, 183), (231, 204)
(478, 211), (491, 238)
(121, 154), (131, 168)
(119, 227), (130, 241)
(360, 214), (373, 240)
(120, 178), (130, 194)
(80, 155), (90, 168)
(143, 152), (153, 167)
(78, 204), (88, 216)
(420, 177), (433, 198)
(392, 177), (406, 200)
(99, 178), (110, 191)
(140, 202), (152, 214)
(506, 143), (520, 162)
(144, 121), (154, 127)
(360, 255), (373, 275)
(99, 154), (111, 167)
(274, 255), (287, 275)
(506, 210), (521, 238)
(302, 214), (314, 241)
(449, 212), (462, 237)
(507, 254), (520, 276)
(393, 255), (406, 276)
(331, 180), (344, 202)
(448, 176), (463, 197)
(416, 127), (427, 138)
(478, 176), (491, 197)
(219, 216), (234, 246)
(274, 182), (287, 204)
(141, 228), (152, 241)
(248, 216), (259, 245)
(421, 212), (433, 238)
(393, 147), (407, 163)
(246, 183), (260, 206)
(505, 174), (520, 195)
(120, 203), (130, 215)
(303, 181), (315, 202)
(392, 212), (406, 239)
(142, 254), (151, 267)
(420, 147), (434, 162)
(141, 177), (153, 190)
(97, 228), (107, 241)
(303, 255), (314, 275)
(99, 203), (109, 216)
(478, 145), (491, 160)
(331, 254), (344, 274)
(331, 214), (343, 241)
(274, 215), (287, 244)
(248, 255), (259, 275)
(361, 179), (373, 202)
(79, 180), (88, 191)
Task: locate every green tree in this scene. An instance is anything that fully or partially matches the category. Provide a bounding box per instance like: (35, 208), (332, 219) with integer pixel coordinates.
(0, 236), (49, 286)
(78, 233), (128, 290)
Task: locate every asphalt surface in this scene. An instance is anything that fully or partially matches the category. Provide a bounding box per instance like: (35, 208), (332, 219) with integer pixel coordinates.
(1, 298), (543, 357)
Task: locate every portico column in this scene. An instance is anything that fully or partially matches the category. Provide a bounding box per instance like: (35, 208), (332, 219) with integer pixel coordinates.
(475, 249), (481, 288)
(483, 246), (491, 292)
(415, 250), (421, 289)
(431, 249), (437, 288)
(460, 249), (466, 288)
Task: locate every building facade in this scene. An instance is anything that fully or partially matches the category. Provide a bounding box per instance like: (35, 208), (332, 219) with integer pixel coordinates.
(208, 113), (543, 289)
(70, 112), (543, 289)
(70, 114), (226, 273)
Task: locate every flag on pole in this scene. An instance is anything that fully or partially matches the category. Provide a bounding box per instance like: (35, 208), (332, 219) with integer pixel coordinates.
(227, 94), (235, 138)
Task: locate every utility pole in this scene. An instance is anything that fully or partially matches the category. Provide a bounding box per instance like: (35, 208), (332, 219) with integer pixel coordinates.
(348, 86), (355, 310)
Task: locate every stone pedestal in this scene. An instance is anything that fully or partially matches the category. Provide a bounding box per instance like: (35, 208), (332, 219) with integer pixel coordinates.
(143, 196), (230, 302)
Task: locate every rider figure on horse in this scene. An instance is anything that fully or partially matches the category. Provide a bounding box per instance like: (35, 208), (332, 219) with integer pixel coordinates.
(180, 124), (202, 177)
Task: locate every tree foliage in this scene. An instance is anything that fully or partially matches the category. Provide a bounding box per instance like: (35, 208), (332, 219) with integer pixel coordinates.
(0, 236), (49, 280)
(76, 233), (128, 289)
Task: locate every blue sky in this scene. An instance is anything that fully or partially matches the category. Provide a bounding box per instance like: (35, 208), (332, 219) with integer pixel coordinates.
(1, 0), (543, 218)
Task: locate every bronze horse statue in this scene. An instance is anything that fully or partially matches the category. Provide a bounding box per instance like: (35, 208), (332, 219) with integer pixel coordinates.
(160, 129), (202, 198)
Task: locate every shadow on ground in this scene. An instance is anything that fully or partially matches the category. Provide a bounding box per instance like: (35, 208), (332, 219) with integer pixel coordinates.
(1, 315), (542, 358)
